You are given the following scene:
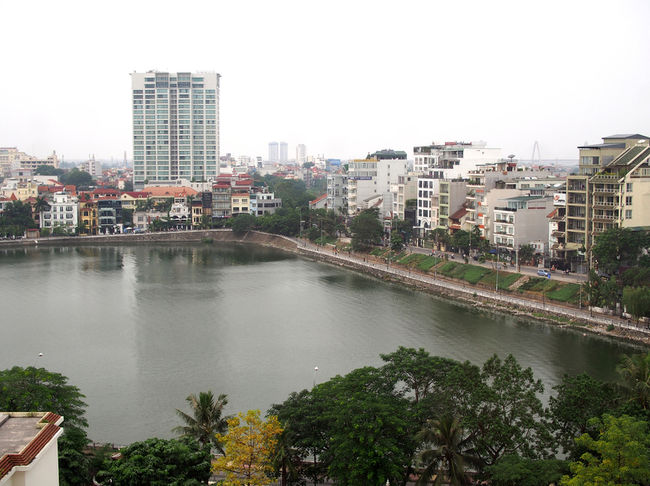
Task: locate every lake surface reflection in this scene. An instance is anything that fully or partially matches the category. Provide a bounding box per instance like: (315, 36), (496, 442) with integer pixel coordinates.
(0, 244), (639, 444)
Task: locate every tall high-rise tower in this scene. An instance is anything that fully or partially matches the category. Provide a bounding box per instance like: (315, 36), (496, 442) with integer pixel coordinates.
(279, 142), (288, 163)
(268, 142), (279, 162)
(131, 71), (220, 188)
(296, 144), (306, 164)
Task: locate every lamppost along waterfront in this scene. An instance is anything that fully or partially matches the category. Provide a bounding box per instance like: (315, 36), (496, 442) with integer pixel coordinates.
(313, 366), (319, 388)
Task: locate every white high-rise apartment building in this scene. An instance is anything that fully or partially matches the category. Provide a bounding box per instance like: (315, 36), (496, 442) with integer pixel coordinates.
(279, 142), (288, 163)
(131, 72), (220, 188)
(268, 142), (279, 162)
(296, 144), (306, 164)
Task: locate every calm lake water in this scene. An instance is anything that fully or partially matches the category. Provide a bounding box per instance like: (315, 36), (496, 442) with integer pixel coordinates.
(0, 243), (639, 444)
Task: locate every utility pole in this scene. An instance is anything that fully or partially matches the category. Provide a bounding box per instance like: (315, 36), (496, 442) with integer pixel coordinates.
(495, 241), (499, 293)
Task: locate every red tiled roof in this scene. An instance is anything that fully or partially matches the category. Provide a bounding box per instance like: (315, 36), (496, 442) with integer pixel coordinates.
(145, 186), (198, 197)
(310, 193), (327, 204)
(0, 413), (63, 481)
(449, 208), (468, 221)
(125, 191), (149, 198)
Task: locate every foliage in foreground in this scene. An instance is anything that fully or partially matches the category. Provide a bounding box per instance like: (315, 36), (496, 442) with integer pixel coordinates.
(95, 437), (211, 486)
(213, 409), (282, 486)
(173, 390), (230, 454)
(0, 366), (90, 486)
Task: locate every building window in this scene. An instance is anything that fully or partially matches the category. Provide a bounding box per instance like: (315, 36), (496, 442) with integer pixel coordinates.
(626, 196), (632, 206)
(626, 183), (633, 192)
(625, 209), (632, 219)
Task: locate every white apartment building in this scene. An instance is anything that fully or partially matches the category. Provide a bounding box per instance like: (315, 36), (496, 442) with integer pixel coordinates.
(415, 175), (441, 234)
(250, 192), (282, 216)
(413, 141), (501, 179)
(279, 142), (288, 163)
(491, 195), (553, 250)
(79, 156), (102, 179)
(391, 174), (417, 220)
(131, 71), (220, 188)
(327, 173), (348, 212)
(40, 192), (79, 232)
(296, 144), (307, 164)
(347, 157), (408, 217)
(268, 142), (279, 162)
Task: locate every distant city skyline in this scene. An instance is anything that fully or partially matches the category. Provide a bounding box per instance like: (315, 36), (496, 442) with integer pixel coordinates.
(1, 0), (649, 162)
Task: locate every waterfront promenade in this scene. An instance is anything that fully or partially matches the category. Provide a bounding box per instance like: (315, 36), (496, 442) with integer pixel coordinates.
(293, 238), (650, 343)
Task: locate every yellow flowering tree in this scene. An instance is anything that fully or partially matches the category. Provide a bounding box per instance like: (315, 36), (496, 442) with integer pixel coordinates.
(213, 409), (282, 486)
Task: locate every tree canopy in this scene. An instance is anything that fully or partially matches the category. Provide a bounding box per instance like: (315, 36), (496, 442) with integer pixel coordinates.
(213, 409), (282, 486)
(60, 168), (93, 187)
(350, 208), (383, 251)
(95, 437), (211, 486)
(0, 366), (89, 485)
(173, 391), (230, 454)
(561, 414), (650, 485)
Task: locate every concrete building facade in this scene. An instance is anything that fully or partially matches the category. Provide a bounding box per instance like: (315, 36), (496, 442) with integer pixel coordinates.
(131, 71), (220, 188)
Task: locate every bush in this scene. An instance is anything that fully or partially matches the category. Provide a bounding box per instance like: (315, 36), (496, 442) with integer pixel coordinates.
(607, 324), (615, 331)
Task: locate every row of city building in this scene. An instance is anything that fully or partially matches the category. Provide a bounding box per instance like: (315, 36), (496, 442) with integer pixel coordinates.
(0, 172), (282, 235)
(320, 135), (650, 272)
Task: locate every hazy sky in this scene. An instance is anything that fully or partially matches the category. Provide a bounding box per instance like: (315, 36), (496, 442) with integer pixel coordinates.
(1, 0), (649, 162)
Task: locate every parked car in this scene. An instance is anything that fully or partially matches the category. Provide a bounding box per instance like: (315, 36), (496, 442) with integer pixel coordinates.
(537, 269), (551, 278)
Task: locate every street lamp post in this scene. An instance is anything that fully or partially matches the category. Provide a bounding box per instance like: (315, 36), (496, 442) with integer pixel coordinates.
(313, 366), (319, 388)
(495, 241), (499, 293)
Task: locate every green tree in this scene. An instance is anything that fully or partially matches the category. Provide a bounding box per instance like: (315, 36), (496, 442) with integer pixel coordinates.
(33, 195), (50, 215)
(617, 352), (650, 411)
(60, 168), (93, 188)
(231, 213), (256, 234)
(96, 437), (211, 486)
(0, 366), (89, 485)
(467, 355), (552, 465)
(380, 346), (458, 406)
(486, 455), (569, 486)
(0, 200), (38, 236)
(623, 286), (650, 322)
(390, 231), (404, 252)
(269, 389), (331, 486)
(561, 414), (650, 486)
(592, 227), (649, 275)
(122, 208), (134, 227)
(35, 164), (64, 176)
(548, 373), (618, 457)
(416, 415), (481, 486)
(318, 367), (416, 486)
(123, 180), (134, 192)
(350, 208), (383, 251)
(428, 227), (450, 250)
(451, 230), (470, 254)
(518, 244), (535, 265)
(392, 217), (414, 245)
(173, 391), (230, 454)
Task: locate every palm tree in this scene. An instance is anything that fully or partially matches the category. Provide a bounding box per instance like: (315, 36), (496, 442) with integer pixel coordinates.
(617, 352), (650, 410)
(33, 196), (50, 223)
(416, 415), (481, 486)
(173, 391), (230, 453)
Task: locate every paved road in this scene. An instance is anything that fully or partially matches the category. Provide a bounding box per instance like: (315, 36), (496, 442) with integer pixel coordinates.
(291, 238), (649, 338)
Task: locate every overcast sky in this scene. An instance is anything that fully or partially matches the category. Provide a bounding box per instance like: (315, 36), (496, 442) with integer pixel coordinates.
(1, 0), (649, 162)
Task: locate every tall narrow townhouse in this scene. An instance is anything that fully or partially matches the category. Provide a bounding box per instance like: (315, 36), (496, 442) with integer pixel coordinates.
(562, 134), (649, 271)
